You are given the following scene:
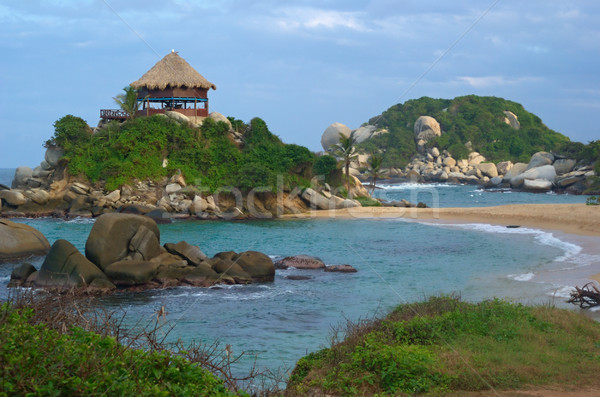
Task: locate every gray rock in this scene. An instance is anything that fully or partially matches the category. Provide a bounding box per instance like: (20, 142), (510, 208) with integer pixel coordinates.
(353, 125), (377, 143)
(104, 259), (160, 286)
(274, 255), (326, 270)
(0, 219), (50, 262)
(489, 176), (504, 186)
(0, 190), (27, 206)
(523, 179), (553, 192)
(210, 255), (252, 283)
(504, 163), (528, 179)
(85, 213), (161, 271)
(477, 163), (498, 178)
(12, 166), (33, 188)
(301, 188), (332, 210)
(70, 182), (90, 195)
(414, 116), (441, 142)
(430, 147), (440, 158)
(128, 225), (163, 261)
(165, 183), (182, 194)
(234, 251), (275, 282)
(209, 111), (233, 130)
(164, 241), (208, 266)
(104, 190), (120, 203)
(26, 189), (50, 205)
(324, 264), (357, 273)
(527, 152), (554, 170)
(9, 263), (37, 285)
(511, 165), (557, 188)
(443, 157), (457, 167)
(45, 147), (65, 167)
(496, 161), (513, 175)
(40, 160), (53, 171)
(556, 175), (583, 187)
(192, 195), (208, 214)
(553, 159), (576, 175)
(321, 122), (351, 151)
(502, 111), (520, 129)
(36, 239), (107, 288)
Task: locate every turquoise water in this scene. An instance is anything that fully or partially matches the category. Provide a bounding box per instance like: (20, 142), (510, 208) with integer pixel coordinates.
(373, 182), (589, 207)
(2, 210), (597, 380)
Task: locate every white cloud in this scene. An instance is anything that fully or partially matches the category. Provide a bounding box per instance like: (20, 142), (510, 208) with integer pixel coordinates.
(270, 7), (369, 32)
(457, 75), (543, 88)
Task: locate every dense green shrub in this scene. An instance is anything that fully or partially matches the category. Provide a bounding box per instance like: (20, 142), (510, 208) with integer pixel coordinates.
(313, 154), (338, 177)
(50, 114), (315, 192)
(45, 115), (92, 150)
(0, 304), (233, 396)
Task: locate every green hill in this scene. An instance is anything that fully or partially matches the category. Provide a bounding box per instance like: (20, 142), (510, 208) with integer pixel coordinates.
(360, 95), (572, 167)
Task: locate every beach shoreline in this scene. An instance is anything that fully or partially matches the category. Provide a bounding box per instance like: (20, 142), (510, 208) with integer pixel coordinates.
(283, 203), (600, 285)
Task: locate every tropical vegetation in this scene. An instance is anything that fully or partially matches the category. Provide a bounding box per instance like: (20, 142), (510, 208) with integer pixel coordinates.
(46, 114), (315, 192)
(359, 95), (575, 167)
(287, 296), (600, 396)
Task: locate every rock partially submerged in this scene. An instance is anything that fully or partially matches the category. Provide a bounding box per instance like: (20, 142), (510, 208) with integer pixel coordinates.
(0, 219), (50, 262)
(9, 213), (275, 292)
(275, 255), (326, 270)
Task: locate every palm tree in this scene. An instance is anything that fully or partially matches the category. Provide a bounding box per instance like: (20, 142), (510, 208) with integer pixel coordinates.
(366, 151), (387, 194)
(332, 131), (359, 195)
(113, 86), (141, 120)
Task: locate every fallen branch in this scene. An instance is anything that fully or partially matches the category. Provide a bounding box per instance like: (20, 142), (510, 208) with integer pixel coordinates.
(568, 282), (600, 308)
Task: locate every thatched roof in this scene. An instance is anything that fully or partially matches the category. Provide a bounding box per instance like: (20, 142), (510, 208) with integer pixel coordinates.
(131, 51), (216, 91)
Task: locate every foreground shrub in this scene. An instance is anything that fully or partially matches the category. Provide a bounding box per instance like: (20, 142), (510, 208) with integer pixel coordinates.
(287, 296), (600, 396)
(0, 303), (234, 396)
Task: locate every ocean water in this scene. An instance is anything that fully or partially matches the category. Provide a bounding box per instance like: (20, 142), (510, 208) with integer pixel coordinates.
(2, 195), (599, 380)
(373, 182), (589, 207)
(0, 168), (14, 187)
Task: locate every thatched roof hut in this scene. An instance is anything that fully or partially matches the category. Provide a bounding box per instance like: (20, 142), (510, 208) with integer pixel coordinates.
(130, 51), (216, 119)
(131, 51), (216, 91)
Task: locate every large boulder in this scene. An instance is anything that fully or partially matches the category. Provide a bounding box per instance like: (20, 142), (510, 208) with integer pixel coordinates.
(164, 110), (190, 124)
(496, 161), (513, 175)
(527, 152), (554, 170)
(274, 255), (326, 270)
(104, 259), (160, 286)
(36, 239), (107, 288)
(413, 116), (441, 142)
(44, 147), (65, 168)
(11, 166), (33, 188)
(234, 251), (275, 282)
(553, 159), (576, 175)
(209, 111), (233, 130)
(477, 163), (499, 178)
(353, 125), (377, 143)
(523, 179), (553, 192)
(8, 263), (37, 286)
(301, 188), (332, 210)
(468, 152), (486, 166)
(321, 122), (351, 151)
(504, 162), (528, 179)
(210, 255), (252, 283)
(0, 219), (50, 262)
(164, 241), (208, 266)
(510, 165), (557, 188)
(85, 213), (161, 271)
(0, 190), (28, 206)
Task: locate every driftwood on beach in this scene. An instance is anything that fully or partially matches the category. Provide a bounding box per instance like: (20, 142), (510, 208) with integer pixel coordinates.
(568, 283), (600, 308)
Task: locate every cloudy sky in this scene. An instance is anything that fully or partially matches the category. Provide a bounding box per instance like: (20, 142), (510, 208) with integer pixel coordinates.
(1, 1), (599, 168)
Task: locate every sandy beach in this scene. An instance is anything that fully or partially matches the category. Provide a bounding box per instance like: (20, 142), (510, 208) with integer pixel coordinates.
(284, 203), (600, 283)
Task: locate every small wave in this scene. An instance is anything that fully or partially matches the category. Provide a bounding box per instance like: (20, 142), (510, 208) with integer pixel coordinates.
(549, 285), (575, 299)
(443, 223), (582, 262)
(65, 217), (96, 224)
(0, 276), (10, 282)
(508, 272), (535, 282)
(378, 183), (455, 190)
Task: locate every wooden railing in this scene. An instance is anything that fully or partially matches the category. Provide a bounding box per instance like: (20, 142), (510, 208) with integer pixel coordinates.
(100, 109), (128, 120)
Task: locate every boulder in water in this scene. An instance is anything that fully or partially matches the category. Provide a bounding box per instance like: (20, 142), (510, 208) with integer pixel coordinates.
(0, 219), (50, 262)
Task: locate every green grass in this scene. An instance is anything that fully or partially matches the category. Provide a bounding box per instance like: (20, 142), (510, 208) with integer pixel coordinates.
(287, 296), (600, 396)
(0, 303), (237, 396)
(354, 195), (382, 207)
